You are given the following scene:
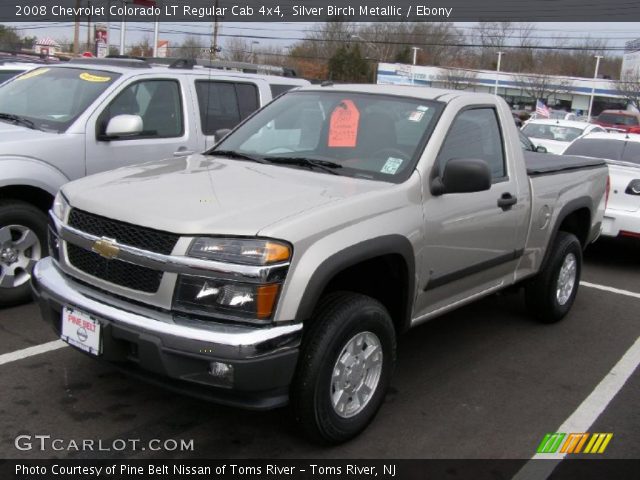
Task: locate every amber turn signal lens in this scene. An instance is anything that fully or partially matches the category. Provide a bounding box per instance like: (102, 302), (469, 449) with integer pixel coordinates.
(257, 284), (280, 319)
(264, 242), (291, 264)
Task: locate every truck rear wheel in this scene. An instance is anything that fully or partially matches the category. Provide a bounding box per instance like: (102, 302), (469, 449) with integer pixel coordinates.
(0, 200), (48, 307)
(525, 231), (582, 323)
(291, 292), (396, 444)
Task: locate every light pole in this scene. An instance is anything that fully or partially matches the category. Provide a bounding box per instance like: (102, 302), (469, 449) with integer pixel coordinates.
(495, 51), (504, 95)
(587, 55), (604, 121)
(411, 46), (422, 85)
(119, 0), (126, 54)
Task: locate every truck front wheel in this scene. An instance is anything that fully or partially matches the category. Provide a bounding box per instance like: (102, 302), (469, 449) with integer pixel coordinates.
(291, 292), (396, 444)
(0, 200), (48, 307)
(525, 231), (582, 323)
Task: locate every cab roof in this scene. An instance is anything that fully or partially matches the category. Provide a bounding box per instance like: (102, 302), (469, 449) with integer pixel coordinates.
(296, 83), (500, 104)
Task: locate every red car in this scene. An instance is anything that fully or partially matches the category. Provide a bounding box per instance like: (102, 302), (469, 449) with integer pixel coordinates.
(592, 110), (640, 133)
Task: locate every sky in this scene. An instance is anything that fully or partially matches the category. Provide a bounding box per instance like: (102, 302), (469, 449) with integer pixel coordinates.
(7, 21), (640, 54)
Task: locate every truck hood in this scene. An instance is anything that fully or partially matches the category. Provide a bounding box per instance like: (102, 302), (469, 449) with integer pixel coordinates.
(62, 154), (389, 236)
(0, 122), (64, 154)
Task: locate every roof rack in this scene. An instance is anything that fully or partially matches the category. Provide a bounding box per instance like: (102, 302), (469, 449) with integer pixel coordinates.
(0, 50), (51, 64)
(68, 57), (151, 69)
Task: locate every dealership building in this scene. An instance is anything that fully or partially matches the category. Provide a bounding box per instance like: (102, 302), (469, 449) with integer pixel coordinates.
(376, 63), (629, 116)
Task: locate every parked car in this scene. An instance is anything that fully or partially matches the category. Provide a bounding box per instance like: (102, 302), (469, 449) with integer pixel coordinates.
(0, 57), (308, 305)
(592, 110), (640, 133)
(32, 85), (608, 443)
(563, 132), (640, 239)
(529, 109), (578, 121)
(521, 119), (606, 154)
(519, 130), (548, 153)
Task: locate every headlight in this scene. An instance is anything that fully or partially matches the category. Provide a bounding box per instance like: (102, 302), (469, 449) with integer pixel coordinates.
(188, 237), (291, 265)
(52, 191), (70, 220)
(173, 275), (280, 321)
(626, 179), (640, 195)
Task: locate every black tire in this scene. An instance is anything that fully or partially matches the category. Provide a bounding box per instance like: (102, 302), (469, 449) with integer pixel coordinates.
(291, 292), (396, 445)
(525, 231), (582, 323)
(0, 200), (48, 307)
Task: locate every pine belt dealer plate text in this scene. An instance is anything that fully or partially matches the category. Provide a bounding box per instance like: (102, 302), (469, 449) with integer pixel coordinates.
(61, 307), (102, 356)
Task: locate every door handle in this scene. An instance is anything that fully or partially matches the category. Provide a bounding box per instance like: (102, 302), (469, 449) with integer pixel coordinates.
(173, 148), (194, 157)
(497, 193), (517, 211)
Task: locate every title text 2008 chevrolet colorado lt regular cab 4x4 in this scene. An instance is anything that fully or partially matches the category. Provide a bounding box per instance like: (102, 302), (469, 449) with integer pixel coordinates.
(32, 85), (608, 444)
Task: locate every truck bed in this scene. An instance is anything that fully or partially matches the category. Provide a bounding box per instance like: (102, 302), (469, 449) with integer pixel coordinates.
(524, 151), (606, 176)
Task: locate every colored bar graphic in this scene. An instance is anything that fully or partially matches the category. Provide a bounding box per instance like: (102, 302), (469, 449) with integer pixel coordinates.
(538, 433), (613, 454)
(537, 433), (566, 453)
(560, 433), (588, 453)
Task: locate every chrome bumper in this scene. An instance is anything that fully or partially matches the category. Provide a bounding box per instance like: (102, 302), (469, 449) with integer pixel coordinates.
(31, 257), (302, 360)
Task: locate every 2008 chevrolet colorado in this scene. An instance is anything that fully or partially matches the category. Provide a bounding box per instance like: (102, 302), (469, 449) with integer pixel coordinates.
(32, 85), (608, 444)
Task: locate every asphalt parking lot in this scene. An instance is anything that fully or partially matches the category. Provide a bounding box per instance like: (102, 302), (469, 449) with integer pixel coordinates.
(0, 237), (638, 462)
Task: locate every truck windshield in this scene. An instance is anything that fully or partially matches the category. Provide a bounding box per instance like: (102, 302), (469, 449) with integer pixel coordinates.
(211, 91), (443, 182)
(0, 67), (120, 133)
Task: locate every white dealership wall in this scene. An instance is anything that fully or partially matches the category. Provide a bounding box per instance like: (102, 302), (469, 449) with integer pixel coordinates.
(377, 63), (627, 114)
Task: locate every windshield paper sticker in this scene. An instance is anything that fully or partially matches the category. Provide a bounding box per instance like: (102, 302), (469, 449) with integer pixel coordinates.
(408, 111), (424, 122)
(16, 68), (50, 80)
(381, 157), (403, 174)
(79, 72), (112, 82)
(328, 99), (360, 148)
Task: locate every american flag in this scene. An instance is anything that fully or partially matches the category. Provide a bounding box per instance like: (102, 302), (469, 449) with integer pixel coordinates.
(536, 100), (551, 118)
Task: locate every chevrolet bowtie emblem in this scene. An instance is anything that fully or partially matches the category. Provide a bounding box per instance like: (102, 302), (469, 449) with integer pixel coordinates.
(92, 237), (119, 259)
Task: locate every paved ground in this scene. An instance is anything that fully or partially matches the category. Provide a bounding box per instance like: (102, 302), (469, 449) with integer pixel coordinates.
(0, 237), (638, 462)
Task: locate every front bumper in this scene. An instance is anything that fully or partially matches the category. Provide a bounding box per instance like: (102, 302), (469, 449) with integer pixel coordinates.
(601, 209), (640, 238)
(31, 257), (302, 410)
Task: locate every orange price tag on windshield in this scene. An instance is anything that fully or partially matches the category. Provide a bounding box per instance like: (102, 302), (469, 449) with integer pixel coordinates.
(328, 100), (360, 147)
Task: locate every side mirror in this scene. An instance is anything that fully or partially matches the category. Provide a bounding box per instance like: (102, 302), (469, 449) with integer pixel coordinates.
(214, 128), (232, 143)
(431, 158), (492, 196)
(103, 114), (143, 139)
(535, 145), (548, 153)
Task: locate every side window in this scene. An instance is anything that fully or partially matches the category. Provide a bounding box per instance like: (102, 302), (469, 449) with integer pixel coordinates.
(195, 81), (259, 135)
(98, 79), (183, 139)
(518, 130), (535, 152)
(436, 108), (506, 180)
(269, 84), (295, 98)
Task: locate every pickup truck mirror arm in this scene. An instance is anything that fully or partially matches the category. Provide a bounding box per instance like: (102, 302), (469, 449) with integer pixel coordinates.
(430, 176), (446, 196)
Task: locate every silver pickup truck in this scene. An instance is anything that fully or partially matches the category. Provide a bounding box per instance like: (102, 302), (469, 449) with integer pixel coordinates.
(0, 57), (307, 305)
(32, 85), (608, 444)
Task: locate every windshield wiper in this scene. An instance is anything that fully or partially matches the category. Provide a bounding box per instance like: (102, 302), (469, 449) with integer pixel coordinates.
(209, 149), (270, 164)
(0, 113), (37, 130)
(264, 156), (343, 175)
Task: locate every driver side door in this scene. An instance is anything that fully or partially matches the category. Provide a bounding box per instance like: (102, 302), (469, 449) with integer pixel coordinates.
(414, 106), (528, 319)
(85, 77), (197, 175)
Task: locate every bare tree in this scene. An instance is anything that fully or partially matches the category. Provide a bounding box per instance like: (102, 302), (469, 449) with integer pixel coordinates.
(435, 67), (478, 90)
(222, 38), (252, 62)
(514, 72), (573, 104)
(175, 35), (206, 60)
(127, 37), (153, 57)
(617, 70), (640, 110)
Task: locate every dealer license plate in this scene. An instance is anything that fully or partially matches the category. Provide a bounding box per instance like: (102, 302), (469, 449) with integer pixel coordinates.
(61, 307), (102, 356)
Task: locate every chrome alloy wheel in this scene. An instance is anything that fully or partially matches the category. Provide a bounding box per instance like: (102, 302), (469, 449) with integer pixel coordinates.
(0, 225), (42, 289)
(556, 252), (577, 306)
(330, 331), (383, 418)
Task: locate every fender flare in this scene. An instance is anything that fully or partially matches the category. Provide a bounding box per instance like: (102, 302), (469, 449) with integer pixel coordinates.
(294, 234), (416, 332)
(0, 157), (70, 197)
(539, 196), (593, 271)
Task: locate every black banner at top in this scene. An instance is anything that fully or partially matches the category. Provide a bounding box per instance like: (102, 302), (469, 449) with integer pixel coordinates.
(5, 0), (640, 22)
